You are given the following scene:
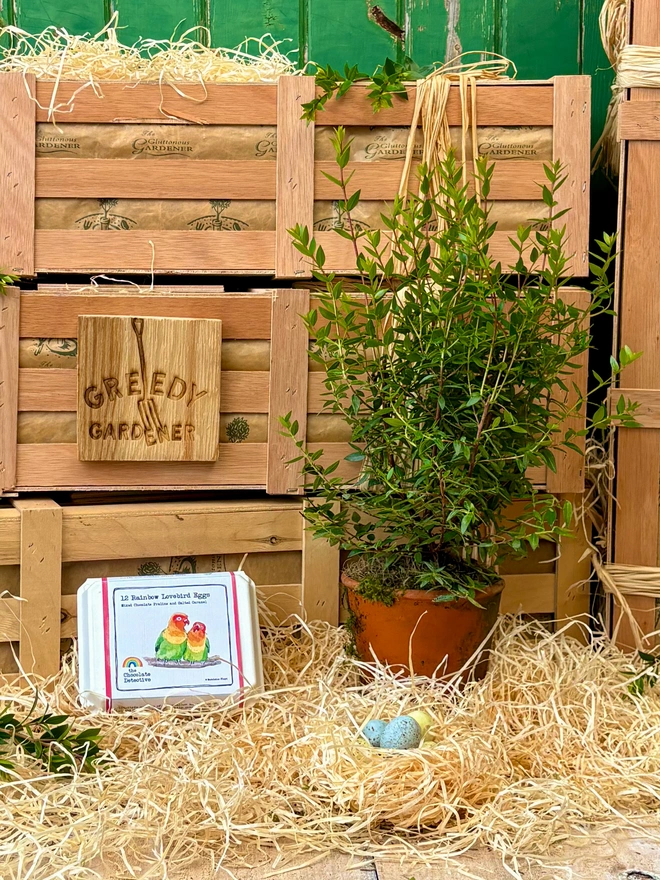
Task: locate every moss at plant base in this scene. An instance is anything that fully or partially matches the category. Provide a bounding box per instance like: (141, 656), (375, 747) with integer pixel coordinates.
(343, 553), (500, 606)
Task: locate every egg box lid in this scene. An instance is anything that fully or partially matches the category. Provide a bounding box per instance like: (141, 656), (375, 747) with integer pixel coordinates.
(77, 571), (263, 710)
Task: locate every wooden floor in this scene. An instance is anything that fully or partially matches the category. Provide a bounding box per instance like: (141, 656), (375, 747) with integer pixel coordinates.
(93, 835), (660, 879)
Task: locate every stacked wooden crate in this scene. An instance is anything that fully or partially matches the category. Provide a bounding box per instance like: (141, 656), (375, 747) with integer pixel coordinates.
(1, 74), (590, 278)
(0, 72), (593, 677)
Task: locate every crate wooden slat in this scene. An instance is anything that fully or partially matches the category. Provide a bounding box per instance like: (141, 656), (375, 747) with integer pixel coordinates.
(13, 499), (62, 678)
(0, 72), (35, 275)
(18, 291), (273, 338)
(267, 289), (310, 492)
(34, 81), (280, 124)
(18, 369), (271, 413)
(612, 0), (660, 649)
(619, 101), (660, 139)
(0, 75), (591, 277)
(2, 285), (588, 495)
(552, 76), (591, 277)
(36, 159), (277, 200)
(33, 158), (551, 202)
(0, 289), (20, 493)
(546, 287), (590, 494)
(0, 497), (340, 679)
(34, 231), (277, 275)
(276, 76), (316, 278)
(498, 492), (592, 638)
(30, 81), (554, 126)
(315, 229), (565, 275)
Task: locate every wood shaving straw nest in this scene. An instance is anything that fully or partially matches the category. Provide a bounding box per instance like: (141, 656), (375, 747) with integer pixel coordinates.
(1, 616), (660, 879)
(0, 14), (299, 84)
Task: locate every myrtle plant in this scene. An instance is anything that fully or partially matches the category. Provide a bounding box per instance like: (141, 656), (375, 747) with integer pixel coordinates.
(0, 270), (18, 295)
(282, 128), (639, 603)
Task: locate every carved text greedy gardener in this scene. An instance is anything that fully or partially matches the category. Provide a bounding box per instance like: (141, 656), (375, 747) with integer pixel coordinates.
(83, 370), (208, 444)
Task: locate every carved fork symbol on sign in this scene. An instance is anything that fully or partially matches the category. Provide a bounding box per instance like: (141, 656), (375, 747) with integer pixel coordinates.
(131, 317), (164, 445)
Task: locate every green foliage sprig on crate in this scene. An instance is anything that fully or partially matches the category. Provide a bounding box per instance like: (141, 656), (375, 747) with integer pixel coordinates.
(0, 698), (104, 777)
(301, 57), (425, 120)
(282, 128), (639, 604)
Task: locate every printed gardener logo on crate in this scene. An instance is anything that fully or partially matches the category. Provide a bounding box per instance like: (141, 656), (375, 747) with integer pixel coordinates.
(77, 315), (222, 463)
(132, 129), (194, 157)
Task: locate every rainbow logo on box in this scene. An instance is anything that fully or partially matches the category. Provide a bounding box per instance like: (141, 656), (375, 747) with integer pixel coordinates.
(122, 657), (143, 668)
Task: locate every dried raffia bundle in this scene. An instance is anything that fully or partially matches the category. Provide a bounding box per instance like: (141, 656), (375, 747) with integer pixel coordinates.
(398, 51), (516, 206)
(618, 43), (660, 87)
(592, 0), (629, 177)
(393, 52), (515, 278)
(0, 13), (300, 119)
(2, 615), (660, 879)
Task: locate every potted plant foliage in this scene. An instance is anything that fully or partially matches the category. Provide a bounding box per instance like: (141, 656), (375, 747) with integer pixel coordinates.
(282, 128), (638, 678)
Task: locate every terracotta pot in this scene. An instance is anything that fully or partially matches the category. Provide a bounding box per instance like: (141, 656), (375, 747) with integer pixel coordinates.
(343, 572), (504, 679)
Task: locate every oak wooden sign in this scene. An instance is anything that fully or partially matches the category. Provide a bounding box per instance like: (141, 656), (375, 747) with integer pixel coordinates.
(77, 315), (222, 462)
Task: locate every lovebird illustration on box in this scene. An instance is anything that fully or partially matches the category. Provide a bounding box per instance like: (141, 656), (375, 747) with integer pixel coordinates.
(77, 572), (264, 709)
(151, 614), (213, 666)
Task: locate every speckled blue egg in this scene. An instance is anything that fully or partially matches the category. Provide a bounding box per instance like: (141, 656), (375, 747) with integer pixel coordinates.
(380, 715), (422, 750)
(362, 719), (388, 747)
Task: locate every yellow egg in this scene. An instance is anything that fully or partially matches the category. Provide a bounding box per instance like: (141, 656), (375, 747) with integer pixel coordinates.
(407, 710), (433, 737)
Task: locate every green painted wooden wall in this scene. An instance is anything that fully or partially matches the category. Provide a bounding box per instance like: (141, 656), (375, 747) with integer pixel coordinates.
(0, 0), (612, 144)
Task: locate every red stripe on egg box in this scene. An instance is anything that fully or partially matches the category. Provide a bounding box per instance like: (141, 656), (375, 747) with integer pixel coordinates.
(102, 577), (113, 711)
(230, 571), (245, 691)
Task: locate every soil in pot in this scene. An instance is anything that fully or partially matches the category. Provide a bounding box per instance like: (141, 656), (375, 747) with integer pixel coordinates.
(343, 572), (504, 680)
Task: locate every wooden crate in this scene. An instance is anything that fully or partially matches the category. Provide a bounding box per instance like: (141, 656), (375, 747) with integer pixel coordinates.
(0, 493), (591, 681)
(0, 496), (340, 680)
(0, 74), (590, 278)
(610, 0), (660, 648)
(0, 284), (589, 495)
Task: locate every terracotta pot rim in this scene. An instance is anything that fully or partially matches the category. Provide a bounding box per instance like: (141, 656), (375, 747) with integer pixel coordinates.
(341, 570), (505, 603)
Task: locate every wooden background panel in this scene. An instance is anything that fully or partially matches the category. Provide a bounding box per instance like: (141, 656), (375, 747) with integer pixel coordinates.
(406, 0), (494, 65)
(501, 0), (582, 81)
(106, 0), (200, 44)
(307, 0), (399, 72)
(613, 0), (660, 650)
(210, 1), (300, 56)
